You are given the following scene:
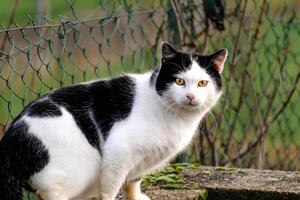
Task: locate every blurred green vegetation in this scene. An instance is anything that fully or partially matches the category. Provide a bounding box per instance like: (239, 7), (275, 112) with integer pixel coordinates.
(0, 0), (100, 25)
(0, 0), (166, 25)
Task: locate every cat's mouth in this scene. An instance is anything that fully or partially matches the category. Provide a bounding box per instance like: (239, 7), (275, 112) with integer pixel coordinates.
(183, 101), (199, 107)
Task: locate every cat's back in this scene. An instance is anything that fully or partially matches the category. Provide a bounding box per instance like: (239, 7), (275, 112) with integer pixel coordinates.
(1, 74), (138, 151)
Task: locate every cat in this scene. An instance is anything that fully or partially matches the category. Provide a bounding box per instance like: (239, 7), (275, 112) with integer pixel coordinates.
(0, 42), (227, 200)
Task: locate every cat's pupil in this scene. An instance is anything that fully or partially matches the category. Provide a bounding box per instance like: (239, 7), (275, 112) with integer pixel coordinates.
(198, 80), (208, 87)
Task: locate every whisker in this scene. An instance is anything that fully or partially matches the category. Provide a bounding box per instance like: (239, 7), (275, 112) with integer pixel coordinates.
(208, 111), (219, 133)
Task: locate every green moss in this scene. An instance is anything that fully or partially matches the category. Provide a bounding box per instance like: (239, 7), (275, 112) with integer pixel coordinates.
(22, 193), (38, 200)
(155, 175), (178, 183)
(196, 189), (208, 200)
(164, 183), (184, 189)
(215, 167), (236, 174)
(142, 163), (196, 189)
(203, 169), (211, 176)
(187, 163), (200, 169)
(271, 176), (284, 181)
(191, 182), (200, 189)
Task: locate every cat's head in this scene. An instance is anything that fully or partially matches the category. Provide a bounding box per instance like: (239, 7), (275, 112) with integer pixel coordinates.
(154, 42), (227, 112)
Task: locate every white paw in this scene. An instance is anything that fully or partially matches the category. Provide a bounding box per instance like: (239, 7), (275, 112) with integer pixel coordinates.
(125, 193), (151, 200)
(136, 193), (151, 200)
(98, 193), (114, 200)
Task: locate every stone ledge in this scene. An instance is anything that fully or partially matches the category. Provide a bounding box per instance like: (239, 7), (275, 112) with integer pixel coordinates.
(140, 164), (300, 200)
(145, 189), (206, 200)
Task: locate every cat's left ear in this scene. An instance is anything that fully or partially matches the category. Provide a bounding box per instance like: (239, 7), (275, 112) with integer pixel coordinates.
(161, 42), (177, 59)
(210, 49), (228, 74)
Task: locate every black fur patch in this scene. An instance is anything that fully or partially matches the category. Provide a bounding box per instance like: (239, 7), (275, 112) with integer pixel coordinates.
(49, 84), (101, 149)
(155, 53), (192, 95)
(49, 75), (135, 144)
(0, 121), (49, 199)
(27, 99), (62, 117)
(89, 76), (135, 140)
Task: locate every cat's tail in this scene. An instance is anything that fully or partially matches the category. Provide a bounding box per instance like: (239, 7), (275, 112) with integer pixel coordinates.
(0, 162), (24, 200)
(0, 120), (49, 200)
(0, 135), (24, 199)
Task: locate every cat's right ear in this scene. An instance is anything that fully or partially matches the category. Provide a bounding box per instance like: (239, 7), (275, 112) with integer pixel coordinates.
(161, 42), (177, 59)
(210, 49), (228, 74)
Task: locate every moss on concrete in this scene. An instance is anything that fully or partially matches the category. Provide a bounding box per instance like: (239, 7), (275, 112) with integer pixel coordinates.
(143, 164), (300, 200)
(196, 189), (208, 200)
(142, 163), (187, 189)
(141, 163), (208, 199)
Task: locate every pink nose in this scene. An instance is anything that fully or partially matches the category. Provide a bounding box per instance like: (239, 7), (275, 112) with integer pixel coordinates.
(186, 94), (195, 101)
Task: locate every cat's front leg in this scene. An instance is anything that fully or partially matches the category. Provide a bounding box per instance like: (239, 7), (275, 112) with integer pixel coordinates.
(98, 163), (128, 200)
(98, 147), (132, 200)
(123, 179), (151, 200)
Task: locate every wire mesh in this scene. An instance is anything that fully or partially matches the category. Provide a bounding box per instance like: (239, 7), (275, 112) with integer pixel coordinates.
(0, 0), (299, 182)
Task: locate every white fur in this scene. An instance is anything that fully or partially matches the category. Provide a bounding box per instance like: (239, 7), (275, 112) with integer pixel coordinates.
(23, 61), (222, 200)
(24, 108), (101, 199)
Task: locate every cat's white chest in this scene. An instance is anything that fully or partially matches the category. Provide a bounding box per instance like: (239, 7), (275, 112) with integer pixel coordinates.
(106, 101), (201, 180)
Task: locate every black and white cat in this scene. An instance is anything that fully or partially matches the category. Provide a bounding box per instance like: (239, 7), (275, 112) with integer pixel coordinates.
(0, 43), (227, 200)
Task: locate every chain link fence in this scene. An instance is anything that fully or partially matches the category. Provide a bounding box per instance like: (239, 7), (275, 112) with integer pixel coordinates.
(0, 0), (299, 174)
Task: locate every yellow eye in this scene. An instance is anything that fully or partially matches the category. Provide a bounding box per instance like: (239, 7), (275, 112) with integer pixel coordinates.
(198, 80), (208, 87)
(175, 78), (185, 86)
